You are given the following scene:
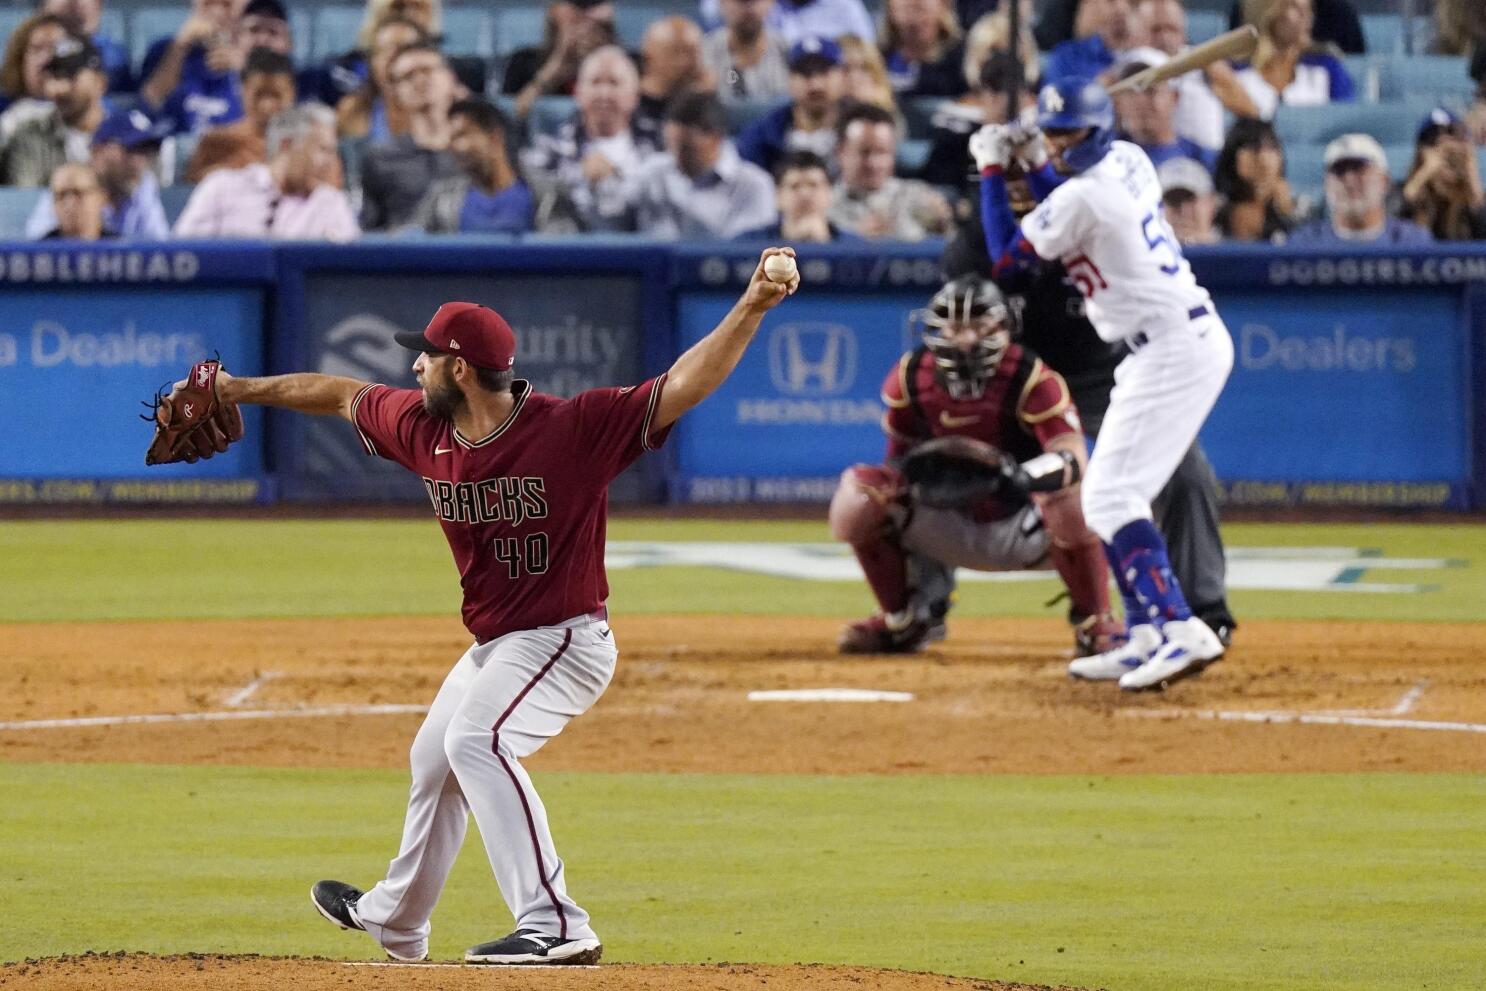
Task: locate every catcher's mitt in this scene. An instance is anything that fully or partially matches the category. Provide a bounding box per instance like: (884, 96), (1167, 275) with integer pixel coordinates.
(902, 435), (1018, 509)
(141, 359), (244, 465)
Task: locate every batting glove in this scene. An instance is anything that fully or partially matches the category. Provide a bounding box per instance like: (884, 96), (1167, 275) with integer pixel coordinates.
(1007, 122), (1048, 170)
(969, 123), (1013, 172)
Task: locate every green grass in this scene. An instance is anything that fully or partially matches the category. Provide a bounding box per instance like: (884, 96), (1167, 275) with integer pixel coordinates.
(1, 764), (1482, 990)
(2, 519), (1484, 624)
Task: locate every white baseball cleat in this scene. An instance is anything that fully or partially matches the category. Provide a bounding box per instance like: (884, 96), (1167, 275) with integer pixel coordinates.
(1118, 617), (1224, 692)
(1068, 623), (1162, 681)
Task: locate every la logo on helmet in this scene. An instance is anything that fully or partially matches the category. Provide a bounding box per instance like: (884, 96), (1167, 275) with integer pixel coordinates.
(1041, 86), (1064, 113)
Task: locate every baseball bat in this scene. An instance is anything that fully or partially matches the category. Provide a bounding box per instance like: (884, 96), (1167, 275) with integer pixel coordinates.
(1106, 25), (1259, 94)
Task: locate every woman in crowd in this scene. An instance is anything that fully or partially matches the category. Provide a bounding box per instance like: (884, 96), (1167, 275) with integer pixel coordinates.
(1214, 117), (1300, 241)
(336, 15), (427, 140)
(838, 34), (898, 117)
(961, 3), (1036, 94)
(1232, 0), (1354, 119)
(0, 13), (72, 119)
(878, 0), (964, 98)
(1399, 108), (1486, 241)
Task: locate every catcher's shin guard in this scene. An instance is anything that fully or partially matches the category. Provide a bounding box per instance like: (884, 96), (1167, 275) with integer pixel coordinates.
(830, 464), (912, 615)
(1037, 487), (1112, 623)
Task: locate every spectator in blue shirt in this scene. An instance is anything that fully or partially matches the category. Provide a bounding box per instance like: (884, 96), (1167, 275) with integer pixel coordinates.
(40, 0), (133, 93)
(412, 98), (534, 234)
(1288, 134), (1432, 246)
(736, 35), (846, 176)
(27, 108), (170, 239)
(139, 0), (248, 134)
(1043, 0), (1138, 82)
(1111, 49), (1218, 172)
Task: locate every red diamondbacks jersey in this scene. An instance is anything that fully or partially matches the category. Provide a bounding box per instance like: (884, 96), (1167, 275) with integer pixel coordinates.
(351, 376), (672, 642)
(881, 344), (1081, 518)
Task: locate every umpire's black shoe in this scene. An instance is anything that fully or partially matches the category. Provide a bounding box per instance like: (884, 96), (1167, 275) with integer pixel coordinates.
(1197, 603), (1237, 649)
(465, 929), (603, 965)
(310, 880), (365, 931)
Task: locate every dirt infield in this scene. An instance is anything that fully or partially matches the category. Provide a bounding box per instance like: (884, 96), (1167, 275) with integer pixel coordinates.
(4, 614), (1484, 774)
(0, 954), (1086, 991)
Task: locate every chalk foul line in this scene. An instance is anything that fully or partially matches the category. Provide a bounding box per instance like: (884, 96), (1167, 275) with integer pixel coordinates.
(0, 704), (430, 732)
(1121, 707), (1485, 734)
(223, 671), (282, 708)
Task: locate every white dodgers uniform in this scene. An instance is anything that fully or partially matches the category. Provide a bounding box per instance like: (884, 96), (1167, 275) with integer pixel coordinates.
(1019, 141), (1234, 541)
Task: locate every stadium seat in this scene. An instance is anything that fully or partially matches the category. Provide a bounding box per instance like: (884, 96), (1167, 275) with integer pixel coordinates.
(443, 8), (494, 58)
(493, 6), (545, 56)
(312, 6), (363, 62)
(99, 9), (127, 48)
(130, 7), (185, 67)
(1361, 13), (1402, 54)
(1376, 55), (1474, 103)
(527, 96), (576, 138)
(0, 187), (43, 240)
(1187, 9), (1225, 45)
(897, 138), (931, 175)
(723, 98), (778, 135)
(1272, 98), (1441, 147)
(160, 184), (195, 226)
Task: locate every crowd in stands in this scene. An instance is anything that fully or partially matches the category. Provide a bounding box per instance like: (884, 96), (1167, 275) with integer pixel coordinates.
(0, 0), (1480, 244)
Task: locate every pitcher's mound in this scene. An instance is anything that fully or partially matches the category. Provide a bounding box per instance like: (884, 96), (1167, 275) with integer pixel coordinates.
(0, 953), (1098, 990)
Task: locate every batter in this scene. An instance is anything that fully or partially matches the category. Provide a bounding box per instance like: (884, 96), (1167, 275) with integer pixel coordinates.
(973, 77), (1233, 691)
(207, 251), (798, 963)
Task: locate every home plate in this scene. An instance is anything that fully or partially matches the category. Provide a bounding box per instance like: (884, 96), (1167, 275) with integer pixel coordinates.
(747, 688), (915, 703)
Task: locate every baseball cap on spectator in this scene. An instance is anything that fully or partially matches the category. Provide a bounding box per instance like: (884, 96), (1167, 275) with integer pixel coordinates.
(1323, 133), (1387, 172)
(44, 36), (102, 77)
(242, 0), (289, 21)
(1157, 157), (1214, 197)
(395, 302), (517, 370)
(666, 90), (727, 133)
(1417, 106), (1464, 144)
(1113, 46), (1174, 87)
(788, 36), (842, 74)
(92, 108), (170, 149)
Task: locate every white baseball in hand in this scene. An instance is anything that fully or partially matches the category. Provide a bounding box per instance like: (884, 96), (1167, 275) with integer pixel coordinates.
(763, 253), (798, 284)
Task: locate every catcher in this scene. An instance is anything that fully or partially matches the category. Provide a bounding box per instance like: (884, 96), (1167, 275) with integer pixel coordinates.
(829, 274), (1120, 656)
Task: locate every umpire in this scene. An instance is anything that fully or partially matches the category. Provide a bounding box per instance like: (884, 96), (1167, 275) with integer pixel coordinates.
(943, 190), (1238, 646)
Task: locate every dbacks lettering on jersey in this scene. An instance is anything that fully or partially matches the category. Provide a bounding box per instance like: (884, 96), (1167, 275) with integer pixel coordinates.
(423, 476), (550, 526)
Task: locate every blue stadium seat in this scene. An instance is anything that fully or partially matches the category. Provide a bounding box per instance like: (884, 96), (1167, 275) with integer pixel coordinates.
(1376, 55), (1473, 103)
(160, 184), (195, 226)
(312, 6), (363, 61)
(616, 4), (664, 46)
(494, 6), (545, 56)
(527, 96), (575, 138)
(130, 7), (185, 67)
(0, 187), (43, 240)
(0, 9), (25, 55)
(443, 8), (494, 58)
(289, 9), (312, 63)
(724, 98), (778, 135)
(1187, 9), (1225, 45)
(98, 9), (127, 47)
(896, 138), (930, 175)
(1361, 13), (1402, 54)
(1272, 98), (1441, 147)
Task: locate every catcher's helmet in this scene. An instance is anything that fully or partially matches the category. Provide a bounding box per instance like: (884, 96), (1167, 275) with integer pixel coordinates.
(917, 275), (1012, 400)
(1036, 77), (1114, 173)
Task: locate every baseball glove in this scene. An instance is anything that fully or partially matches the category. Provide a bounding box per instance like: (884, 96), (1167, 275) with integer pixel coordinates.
(141, 359), (244, 465)
(902, 435), (1018, 509)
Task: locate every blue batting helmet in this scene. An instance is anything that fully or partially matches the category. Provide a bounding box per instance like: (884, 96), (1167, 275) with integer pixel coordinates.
(1036, 77), (1114, 173)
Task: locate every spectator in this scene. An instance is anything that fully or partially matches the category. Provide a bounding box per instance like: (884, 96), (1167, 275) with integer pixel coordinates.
(334, 16), (426, 140)
(175, 103), (359, 239)
(1233, 0), (1354, 119)
(1044, 0), (1137, 82)
(186, 47), (296, 182)
(700, 0), (792, 106)
(300, 0), (439, 108)
(28, 108), (170, 239)
(829, 101), (950, 239)
(735, 36), (845, 176)
(1158, 157), (1218, 245)
(0, 14), (72, 121)
(699, 0), (877, 47)
(522, 45), (661, 232)
(1399, 108), (1486, 241)
(139, 0), (248, 134)
(40, 0), (132, 94)
(920, 50), (1030, 189)
(880, 0), (966, 98)
(1111, 50), (1217, 172)
(837, 35), (898, 115)
(237, 0), (293, 57)
(1214, 117), (1298, 242)
(1230, 0), (1363, 56)
(358, 41), (460, 230)
(0, 37), (108, 187)
(40, 162), (110, 239)
(502, 0), (618, 119)
(1136, 0), (1257, 154)
(736, 148), (858, 240)
(1288, 134), (1431, 246)
(412, 98), (533, 234)
(961, 3), (1038, 93)
(636, 16), (715, 130)
(633, 90), (776, 238)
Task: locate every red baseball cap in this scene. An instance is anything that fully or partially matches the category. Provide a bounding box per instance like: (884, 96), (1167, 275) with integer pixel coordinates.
(394, 302), (516, 370)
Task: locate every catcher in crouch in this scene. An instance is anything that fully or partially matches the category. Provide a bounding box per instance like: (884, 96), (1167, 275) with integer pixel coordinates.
(830, 273), (1120, 656)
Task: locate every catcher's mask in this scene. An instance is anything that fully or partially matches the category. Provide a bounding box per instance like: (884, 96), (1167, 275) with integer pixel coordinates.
(911, 275), (1012, 400)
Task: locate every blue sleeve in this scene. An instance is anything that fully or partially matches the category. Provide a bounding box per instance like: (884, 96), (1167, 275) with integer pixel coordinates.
(979, 169), (1041, 279)
(1025, 162), (1065, 201)
(1327, 56), (1356, 102)
(733, 114), (773, 170)
(139, 37), (174, 87)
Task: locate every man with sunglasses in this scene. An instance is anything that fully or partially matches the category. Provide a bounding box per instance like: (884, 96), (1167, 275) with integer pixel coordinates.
(1289, 133), (1431, 246)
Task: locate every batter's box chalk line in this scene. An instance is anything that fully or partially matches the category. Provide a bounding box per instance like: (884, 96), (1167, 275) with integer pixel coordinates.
(747, 688), (914, 703)
(0, 703), (431, 732)
(342, 962), (600, 969)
